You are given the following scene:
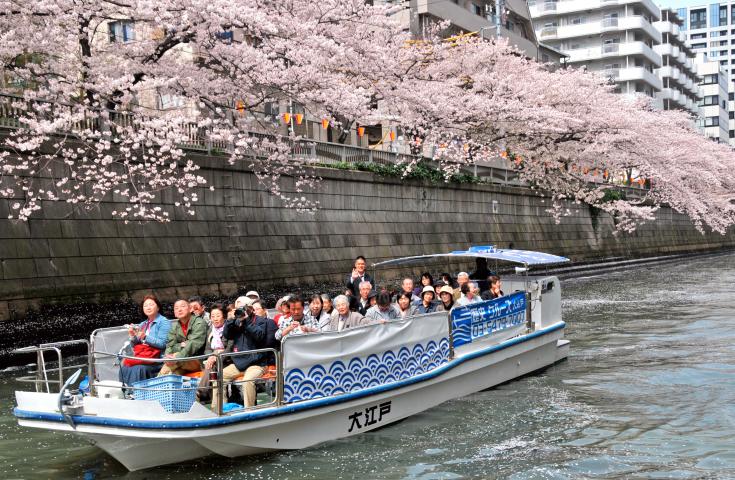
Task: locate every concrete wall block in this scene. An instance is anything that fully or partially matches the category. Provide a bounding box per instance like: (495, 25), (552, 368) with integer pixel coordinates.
(48, 239), (80, 257)
(96, 256), (124, 274)
(79, 238), (109, 256)
(34, 257), (68, 277)
(2, 258), (37, 279)
(67, 257), (98, 276)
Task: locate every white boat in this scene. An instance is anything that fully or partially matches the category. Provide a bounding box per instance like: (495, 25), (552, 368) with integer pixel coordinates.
(12, 246), (570, 471)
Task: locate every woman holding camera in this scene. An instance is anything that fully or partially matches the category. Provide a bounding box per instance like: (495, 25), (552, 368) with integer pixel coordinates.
(119, 295), (171, 385)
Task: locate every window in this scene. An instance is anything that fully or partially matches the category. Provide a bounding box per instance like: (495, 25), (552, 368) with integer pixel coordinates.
(730, 92), (735, 101)
(472, 3), (483, 16)
(721, 40), (729, 46)
(571, 16), (585, 25)
(710, 40), (719, 47)
(711, 5), (721, 28)
(722, 6), (729, 26)
(691, 33), (707, 39)
(729, 111), (734, 119)
(215, 31), (233, 43)
(699, 95), (720, 106)
(691, 8), (706, 29)
(705, 116), (720, 127)
(692, 42), (707, 49)
(711, 50), (719, 56)
(730, 130), (735, 138)
(721, 59), (728, 65)
(701, 73), (719, 84)
(108, 20), (135, 43)
(679, 7), (688, 30)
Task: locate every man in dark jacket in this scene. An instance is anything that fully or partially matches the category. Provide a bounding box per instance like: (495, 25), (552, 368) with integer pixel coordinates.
(216, 305), (266, 408)
(345, 255), (373, 297)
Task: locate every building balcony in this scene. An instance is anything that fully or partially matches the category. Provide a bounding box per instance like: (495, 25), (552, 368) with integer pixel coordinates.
(546, 15), (660, 43)
(616, 67), (663, 90)
(566, 41), (661, 67)
(657, 65), (680, 81)
(530, 0), (660, 22)
(660, 87), (681, 103)
(417, 0), (491, 34)
(654, 20), (679, 37)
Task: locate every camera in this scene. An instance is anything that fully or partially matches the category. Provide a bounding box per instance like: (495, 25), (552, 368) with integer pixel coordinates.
(234, 307), (247, 318)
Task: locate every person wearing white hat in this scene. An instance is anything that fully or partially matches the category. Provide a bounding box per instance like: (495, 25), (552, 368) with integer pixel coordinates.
(415, 286), (438, 314)
(245, 290), (260, 300)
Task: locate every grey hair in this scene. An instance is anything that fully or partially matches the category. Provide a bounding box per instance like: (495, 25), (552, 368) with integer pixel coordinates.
(469, 282), (478, 289)
(457, 272), (469, 279)
(320, 293), (332, 302)
(359, 280), (372, 289)
(334, 294), (350, 307)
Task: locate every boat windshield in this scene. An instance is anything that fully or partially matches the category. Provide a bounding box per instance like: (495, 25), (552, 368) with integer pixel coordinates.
(372, 245), (570, 268)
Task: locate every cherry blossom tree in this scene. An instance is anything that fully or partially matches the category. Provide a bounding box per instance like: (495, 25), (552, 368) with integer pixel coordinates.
(1, 0), (734, 234)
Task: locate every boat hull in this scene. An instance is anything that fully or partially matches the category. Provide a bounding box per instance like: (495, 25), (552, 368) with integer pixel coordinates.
(17, 324), (566, 471)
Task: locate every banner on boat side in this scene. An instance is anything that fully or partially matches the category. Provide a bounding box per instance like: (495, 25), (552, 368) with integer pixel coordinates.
(281, 313), (450, 405)
(450, 291), (527, 348)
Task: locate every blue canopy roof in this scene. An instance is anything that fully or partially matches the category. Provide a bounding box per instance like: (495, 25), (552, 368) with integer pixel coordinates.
(372, 245), (570, 268)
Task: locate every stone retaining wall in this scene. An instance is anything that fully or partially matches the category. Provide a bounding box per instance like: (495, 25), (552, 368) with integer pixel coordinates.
(1, 153), (732, 320)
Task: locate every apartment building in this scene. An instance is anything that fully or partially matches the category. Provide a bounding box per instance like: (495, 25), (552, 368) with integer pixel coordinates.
(388, 0), (565, 62)
(694, 56), (730, 141)
(529, 0), (663, 101)
(676, 2), (735, 144)
(653, 9), (701, 115)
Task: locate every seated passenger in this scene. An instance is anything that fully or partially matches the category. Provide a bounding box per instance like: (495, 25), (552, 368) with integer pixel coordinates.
(188, 295), (210, 324)
(218, 304), (267, 408)
(323, 295), (368, 332)
(416, 286), (438, 314)
(355, 281), (373, 316)
(394, 291), (419, 319)
(305, 294), (330, 329)
(273, 296), (291, 324)
(456, 282), (482, 306)
(481, 275), (505, 300)
(252, 300), (279, 351)
(365, 291), (399, 322)
(198, 304), (230, 402)
(119, 295), (171, 385)
(321, 294), (333, 315)
(413, 272), (434, 298)
(453, 272), (470, 301)
(396, 278), (421, 303)
(159, 299), (207, 376)
(436, 285), (456, 312)
(275, 296), (320, 341)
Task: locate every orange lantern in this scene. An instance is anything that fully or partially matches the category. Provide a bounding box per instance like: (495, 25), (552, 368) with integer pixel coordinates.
(500, 151), (508, 158)
(515, 155), (522, 165)
(294, 113), (304, 125)
(583, 167), (589, 175)
(603, 170), (609, 179)
(321, 118), (329, 129)
(357, 126), (365, 137)
(592, 169), (598, 177)
(235, 100), (245, 113)
(282, 112), (292, 124)
(389, 130), (396, 141)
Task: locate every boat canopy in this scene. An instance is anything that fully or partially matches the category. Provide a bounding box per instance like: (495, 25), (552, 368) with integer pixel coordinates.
(372, 245), (570, 268)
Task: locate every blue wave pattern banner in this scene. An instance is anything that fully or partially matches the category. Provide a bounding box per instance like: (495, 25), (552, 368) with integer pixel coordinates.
(284, 338), (450, 403)
(451, 292), (527, 347)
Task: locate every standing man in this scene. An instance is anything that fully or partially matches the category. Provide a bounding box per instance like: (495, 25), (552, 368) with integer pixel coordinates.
(159, 299), (207, 376)
(219, 304), (267, 408)
(346, 255), (373, 297)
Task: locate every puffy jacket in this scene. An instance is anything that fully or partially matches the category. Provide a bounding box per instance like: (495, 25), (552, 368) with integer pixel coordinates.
(223, 315), (266, 371)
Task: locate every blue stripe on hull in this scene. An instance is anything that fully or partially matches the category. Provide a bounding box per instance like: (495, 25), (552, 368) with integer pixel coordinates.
(14, 322), (565, 430)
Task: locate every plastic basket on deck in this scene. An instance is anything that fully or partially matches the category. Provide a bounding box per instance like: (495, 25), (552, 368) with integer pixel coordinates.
(131, 374), (199, 413)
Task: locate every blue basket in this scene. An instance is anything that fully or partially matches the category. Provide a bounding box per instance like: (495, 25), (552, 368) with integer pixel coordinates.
(131, 375), (199, 413)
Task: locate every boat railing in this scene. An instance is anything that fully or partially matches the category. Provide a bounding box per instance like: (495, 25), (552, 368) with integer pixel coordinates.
(12, 339), (90, 393)
(89, 347), (282, 414)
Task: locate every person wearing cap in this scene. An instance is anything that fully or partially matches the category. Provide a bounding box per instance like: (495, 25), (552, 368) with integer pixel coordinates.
(273, 296), (291, 324)
(245, 290), (260, 301)
(323, 295), (368, 332)
(416, 286), (438, 314)
(437, 285), (456, 312)
(218, 302), (267, 408)
(365, 291), (399, 322)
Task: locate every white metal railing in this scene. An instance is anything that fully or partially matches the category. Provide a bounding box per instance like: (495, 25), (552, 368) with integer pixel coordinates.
(602, 43), (620, 54)
(601, 17), (619, 28)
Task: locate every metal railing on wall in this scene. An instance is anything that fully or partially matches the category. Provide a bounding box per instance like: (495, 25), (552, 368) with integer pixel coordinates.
(0, 93), (650, 193)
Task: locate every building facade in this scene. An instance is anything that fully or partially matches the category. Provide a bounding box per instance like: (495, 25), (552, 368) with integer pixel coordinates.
(676, 2), (735, 144)
(694, 55), (730, 141)
(529, 0), (663, 100)
(653, 9), (701, 115)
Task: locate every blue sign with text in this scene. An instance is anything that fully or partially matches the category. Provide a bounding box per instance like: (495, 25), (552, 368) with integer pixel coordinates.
(450, 292), (527, 347)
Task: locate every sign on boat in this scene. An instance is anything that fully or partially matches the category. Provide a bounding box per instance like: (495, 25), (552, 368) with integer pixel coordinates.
(11, 246), (571, 471)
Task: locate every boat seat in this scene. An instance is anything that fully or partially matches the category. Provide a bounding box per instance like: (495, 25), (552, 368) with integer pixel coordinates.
(234, 365), (277, 381)
(183, 370), (204, 379)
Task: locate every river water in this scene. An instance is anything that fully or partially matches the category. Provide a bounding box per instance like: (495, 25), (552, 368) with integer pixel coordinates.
(1, 254), (734, 479)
